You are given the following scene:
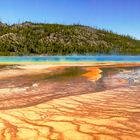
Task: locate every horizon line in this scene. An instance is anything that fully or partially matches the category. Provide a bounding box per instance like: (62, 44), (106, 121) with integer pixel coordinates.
(0, 20), (139, 40)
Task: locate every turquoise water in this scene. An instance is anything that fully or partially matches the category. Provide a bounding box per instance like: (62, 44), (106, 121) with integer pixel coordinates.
(0, 56), (140, 63)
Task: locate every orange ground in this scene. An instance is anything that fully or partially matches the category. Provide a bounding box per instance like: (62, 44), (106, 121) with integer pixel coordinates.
(82, 67), (102, 82)
(0, 86), (140, 140)
(0, 63), (140, 140)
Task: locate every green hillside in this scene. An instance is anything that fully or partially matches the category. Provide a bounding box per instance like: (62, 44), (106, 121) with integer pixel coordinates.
(0, 22), (140, 55)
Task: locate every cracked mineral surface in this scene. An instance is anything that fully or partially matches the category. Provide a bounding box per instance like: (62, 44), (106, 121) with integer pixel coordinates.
(0, 63), (140, 140)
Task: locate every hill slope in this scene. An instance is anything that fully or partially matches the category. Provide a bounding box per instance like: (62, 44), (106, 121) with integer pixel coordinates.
(0, 22), (140, 55)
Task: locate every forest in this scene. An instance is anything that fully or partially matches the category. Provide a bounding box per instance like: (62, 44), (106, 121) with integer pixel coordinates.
(0, 22), (140, 55)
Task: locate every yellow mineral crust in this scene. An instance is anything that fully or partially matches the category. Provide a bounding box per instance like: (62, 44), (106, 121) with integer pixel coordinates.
(0, 85), (140, 140)
(0, 63), (140, 140)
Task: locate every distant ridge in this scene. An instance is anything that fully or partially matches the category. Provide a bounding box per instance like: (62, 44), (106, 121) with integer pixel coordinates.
(0, 22), (140, 56)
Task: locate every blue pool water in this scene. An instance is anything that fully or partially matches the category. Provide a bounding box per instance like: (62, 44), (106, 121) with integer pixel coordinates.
(0, 56), (140, 63)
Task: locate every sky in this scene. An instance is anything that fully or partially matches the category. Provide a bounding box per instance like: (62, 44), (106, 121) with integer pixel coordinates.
(0, 0), (139, 39)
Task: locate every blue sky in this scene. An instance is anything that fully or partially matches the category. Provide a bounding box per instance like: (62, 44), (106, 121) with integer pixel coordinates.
(0, 0), (139, 39)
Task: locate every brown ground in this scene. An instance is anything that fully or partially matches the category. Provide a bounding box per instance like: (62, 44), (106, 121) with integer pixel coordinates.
(0, 63), (140, 140)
